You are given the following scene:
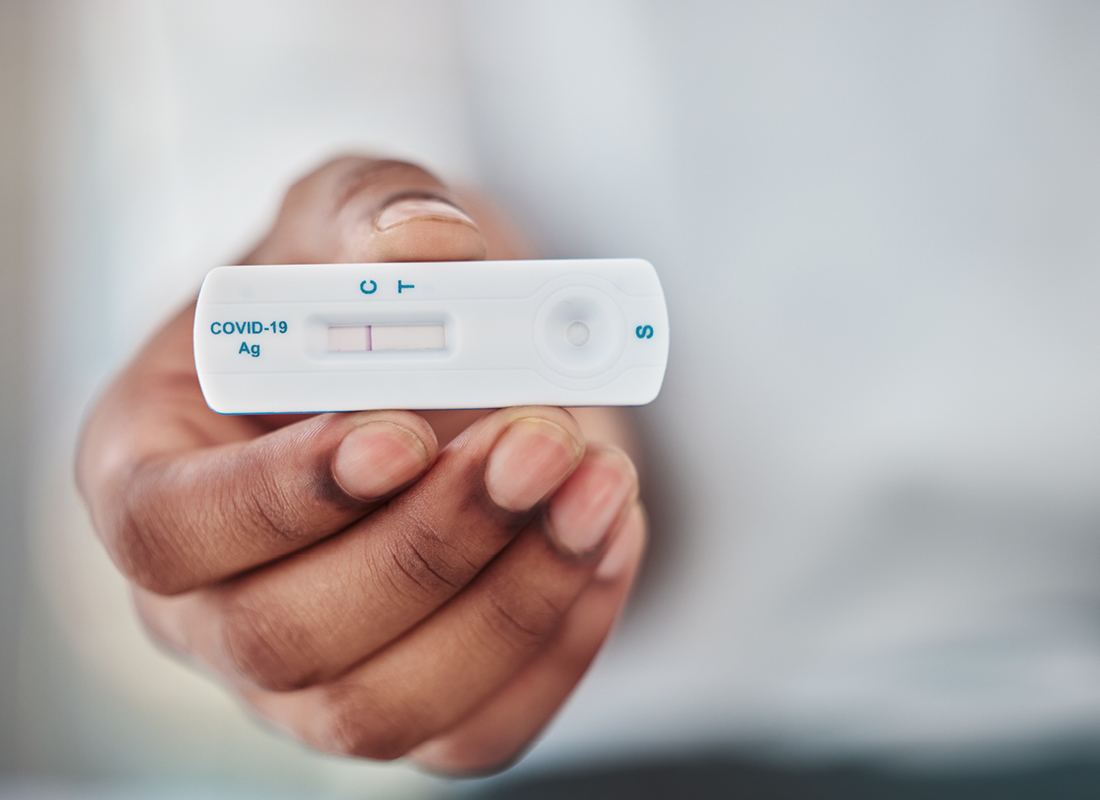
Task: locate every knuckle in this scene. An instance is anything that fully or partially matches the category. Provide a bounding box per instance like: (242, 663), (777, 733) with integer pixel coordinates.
(244, 469), (319, 549)
(312, 686), (415, 761)
(232, 427), (359, 550)
(217, 597), (303, 691)
(477, 584), (567, 656)
(384, 509), (475, 601)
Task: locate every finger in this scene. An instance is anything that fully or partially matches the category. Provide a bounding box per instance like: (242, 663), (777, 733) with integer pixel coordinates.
(97, 407), (438, 594)
(239, 448), (638, 759)
(411, 503), (647, 774)
(246, 156), (487, 266)
(138, 407), (596, 691)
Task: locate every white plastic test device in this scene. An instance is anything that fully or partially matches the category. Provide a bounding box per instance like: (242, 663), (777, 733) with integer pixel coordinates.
(193, 258), (669, 414)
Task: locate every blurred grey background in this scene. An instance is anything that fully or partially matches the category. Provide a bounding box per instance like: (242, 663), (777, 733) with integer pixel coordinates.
(5, 1), (1100, 798)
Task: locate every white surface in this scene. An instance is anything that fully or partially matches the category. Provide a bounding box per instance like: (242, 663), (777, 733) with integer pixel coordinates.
(326, 325), (369, 352)
(370, 324), (445, 352)
(193, 259), (669, 413)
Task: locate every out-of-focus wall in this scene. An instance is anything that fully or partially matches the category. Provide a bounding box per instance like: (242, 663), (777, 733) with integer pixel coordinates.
(0, 0), (34, 776)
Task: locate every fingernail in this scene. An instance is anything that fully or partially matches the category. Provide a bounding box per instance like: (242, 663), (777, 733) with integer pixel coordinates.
(547, 449), (637, 556)
(595, 502), (646, 581)
(485, 418), (583, 512)
(374, 197), (476, 231)
(334, 421), (431, 500)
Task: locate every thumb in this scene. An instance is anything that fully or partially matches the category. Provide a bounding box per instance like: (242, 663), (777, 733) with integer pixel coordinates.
(244, 156), (488, 266)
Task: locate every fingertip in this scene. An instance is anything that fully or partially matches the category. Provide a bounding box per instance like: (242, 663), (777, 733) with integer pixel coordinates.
(485, 417), (584, 512)
(545, 446), (638, 557)
(594, 500), (647, 583)
(374, 196), (477, 230)
(366, 216), (488, 262)
(333, 419), (434, 500)
(355, 194), (488, 263)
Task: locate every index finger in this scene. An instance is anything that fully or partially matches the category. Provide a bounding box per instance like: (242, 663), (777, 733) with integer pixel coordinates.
(78, 307), (439, 594)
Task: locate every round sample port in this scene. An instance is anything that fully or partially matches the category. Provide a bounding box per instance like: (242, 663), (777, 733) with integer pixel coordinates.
(534, 287), (626, 378)
(566, 320), (591, 347)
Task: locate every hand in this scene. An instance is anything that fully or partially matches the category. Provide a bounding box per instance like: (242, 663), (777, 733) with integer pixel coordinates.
(76, 157), (647, 774)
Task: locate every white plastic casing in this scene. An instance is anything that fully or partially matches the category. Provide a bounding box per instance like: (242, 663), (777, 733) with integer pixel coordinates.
(193, 258), (669, 413)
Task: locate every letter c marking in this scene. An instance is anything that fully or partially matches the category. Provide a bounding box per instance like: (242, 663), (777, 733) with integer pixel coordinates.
(360, 280), (377, 295)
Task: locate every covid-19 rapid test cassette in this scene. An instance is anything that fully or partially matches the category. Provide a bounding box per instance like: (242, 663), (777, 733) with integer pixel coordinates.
(193, 258), (669, 414)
